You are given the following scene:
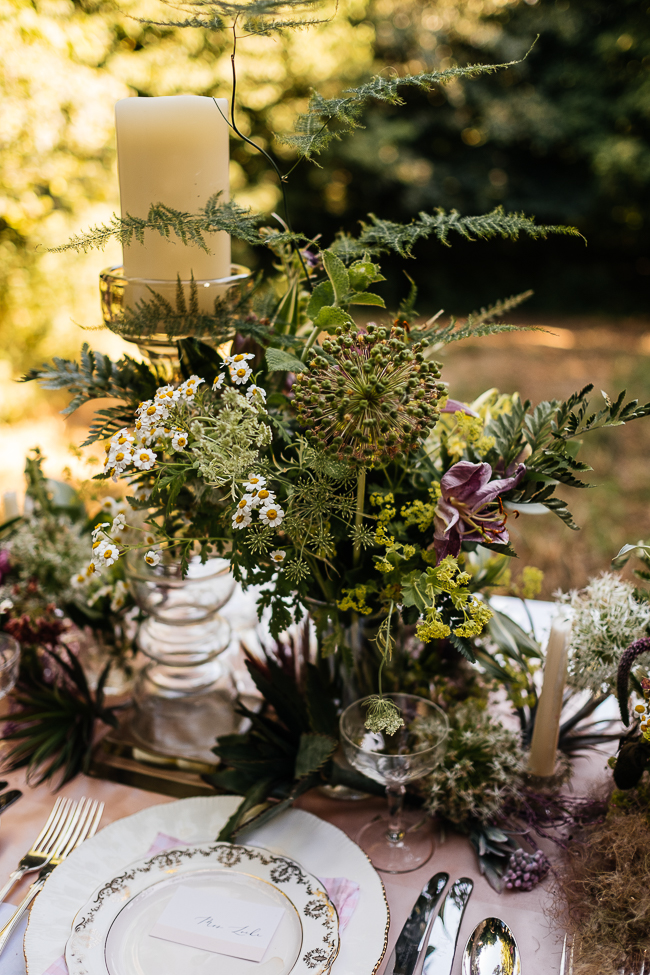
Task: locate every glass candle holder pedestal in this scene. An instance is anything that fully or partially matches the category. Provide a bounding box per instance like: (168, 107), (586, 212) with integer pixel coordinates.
(126, 554), (237, 765)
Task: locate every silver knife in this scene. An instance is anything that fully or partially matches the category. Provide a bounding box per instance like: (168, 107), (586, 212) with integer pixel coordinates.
(384, 872), (449, 975)
(422, 877), (474, 975)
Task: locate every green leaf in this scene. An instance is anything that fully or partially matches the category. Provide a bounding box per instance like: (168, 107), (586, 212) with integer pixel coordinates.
(294, 733), (337, 779)
(216, 776), (276, 842)
(313, 306), (354, 331)
(348, 291), (386, 307)
(322, 250), (350, 306)
(400, 570), (428, 613)
(265, 348), (307, 373)
(306, 280), (334, 321)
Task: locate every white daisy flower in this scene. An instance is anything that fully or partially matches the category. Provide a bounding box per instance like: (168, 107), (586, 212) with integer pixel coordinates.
(110, 580), (128, 611)
(254, 487), (275, 507)
(230, 364), (252, 385)
(85, 562), (97, 577)
(232, 510), (252, 530)
(213, 374), (225, 390)
(111, 512), (127, 533)
(243, 474), (266, 493)
(228, 353), (255, 365)
(270, 550), (286, 564)
(131, 483), (152, 501)
(144, 550), (162, 566)
(171, 431), (189, 451)
(110, 428), (135, 448)
(155, 384), (180, 403)
(100, 544), (120, 567)
(100, 497), (116, 512)
(92, 522), (110, 540)
(235, 495), (254, 513)
(133, 448), (157, 471)
(178, 376), (205, 401)
(87, 584), (112, 607)
(246, 384), (267, 405)
(259, 504), (285, 528)
(71, 570), (88, 589)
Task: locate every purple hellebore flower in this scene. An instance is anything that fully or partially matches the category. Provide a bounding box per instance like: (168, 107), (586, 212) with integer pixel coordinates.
(434, 460), (525, 560)
(0, 550), (10, 585)
(440, 398), (479, 417)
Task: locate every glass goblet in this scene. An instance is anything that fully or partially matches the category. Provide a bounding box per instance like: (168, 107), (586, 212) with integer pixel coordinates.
(340, 693), (448, 874)
(0, 634), (20, 700)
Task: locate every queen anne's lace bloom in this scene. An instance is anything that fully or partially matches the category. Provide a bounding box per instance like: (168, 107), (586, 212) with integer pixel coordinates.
(558, 572), (650, 694)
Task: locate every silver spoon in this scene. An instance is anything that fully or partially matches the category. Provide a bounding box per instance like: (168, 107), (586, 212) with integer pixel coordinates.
(462, 917), (521, 975)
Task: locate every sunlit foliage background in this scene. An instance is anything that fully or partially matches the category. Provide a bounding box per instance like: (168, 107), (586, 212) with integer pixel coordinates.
(1, 0), (649, 591)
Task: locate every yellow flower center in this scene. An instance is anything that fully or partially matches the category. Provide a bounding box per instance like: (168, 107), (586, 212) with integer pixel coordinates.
(235, 514), (245, 524)
(146, 405), (157, 416)
(258, 489), (270, 500)
(118, 436), (127, 444)
(88, 563), (95, 574)
(236, 368), (247, 378)
(233, 354), (244, 362)
(92, 539), (102, 549)
(140, 452), (150, 462)
(103, 549), (113, 559)
(104, 443), (111, 453)
(249, 477), (259, 484)
(266, 509), (277, 520)
(115, 452), (124, 462)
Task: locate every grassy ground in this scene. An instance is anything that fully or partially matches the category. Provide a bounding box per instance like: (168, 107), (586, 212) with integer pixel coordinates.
(1, 314), (649, 597)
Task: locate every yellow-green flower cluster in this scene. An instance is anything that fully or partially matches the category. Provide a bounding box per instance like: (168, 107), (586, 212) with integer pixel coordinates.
(446, 411), (496, 461)
(401, 485), (441, 534)
(404, 555), (494, 644)
(337, 585), (373, 615)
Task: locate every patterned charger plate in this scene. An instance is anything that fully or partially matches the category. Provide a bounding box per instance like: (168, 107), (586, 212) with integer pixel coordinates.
(65, 842), (339, 975)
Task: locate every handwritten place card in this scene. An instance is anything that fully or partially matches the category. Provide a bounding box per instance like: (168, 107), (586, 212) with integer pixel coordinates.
(149, 886), (285, 961)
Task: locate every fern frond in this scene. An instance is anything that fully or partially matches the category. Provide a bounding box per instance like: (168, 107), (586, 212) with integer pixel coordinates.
(139, 0), (330, 34)
(282, 47), (538, 158)
(51, 194), (264, 255)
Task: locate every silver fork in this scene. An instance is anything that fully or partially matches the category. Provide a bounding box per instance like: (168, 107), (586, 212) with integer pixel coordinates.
(0, 797), (104, 956)
(0, 796), (75, 904)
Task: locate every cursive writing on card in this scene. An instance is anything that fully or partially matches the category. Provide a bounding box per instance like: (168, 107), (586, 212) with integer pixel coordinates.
(150, 885), (285, 961)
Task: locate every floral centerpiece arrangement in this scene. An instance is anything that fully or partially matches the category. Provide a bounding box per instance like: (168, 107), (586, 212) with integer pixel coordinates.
(3, 0), (650, 895)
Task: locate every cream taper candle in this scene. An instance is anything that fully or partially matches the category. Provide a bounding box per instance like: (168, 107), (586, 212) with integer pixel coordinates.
(115, 95), (230, 285)
(528, 615), (572, 777)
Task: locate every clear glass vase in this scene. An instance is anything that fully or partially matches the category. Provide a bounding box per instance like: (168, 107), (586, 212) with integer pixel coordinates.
(126, 553), (238, 765)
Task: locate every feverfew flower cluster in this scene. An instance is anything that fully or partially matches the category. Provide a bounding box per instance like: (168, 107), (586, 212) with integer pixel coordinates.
(103, 375), (205, 482)
(232, 473), (285, 536)
(633, 676), (650, 741)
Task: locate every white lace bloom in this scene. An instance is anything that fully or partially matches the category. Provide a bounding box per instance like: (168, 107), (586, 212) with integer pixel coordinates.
(0, 598), (14, 614)
(243, 474), (266, 493)
(270, 550), (286, 564)
(213, 374), (225, 390)
(144, 550), (162, 566)
(558, 572), (650, 694)
(133, 448), (157, 471)
(259, 504), (285, 528)
(246, 384), (267, 405)
(171, 430), (189, 451)
(230, 364), (253, 386)
(232, 509), (252, 530)
(99, 544), (120, 567)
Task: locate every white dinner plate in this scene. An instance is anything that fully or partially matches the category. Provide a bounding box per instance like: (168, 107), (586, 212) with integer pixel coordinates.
(66, 842), (338, 975)
(25, 796), (389, 975)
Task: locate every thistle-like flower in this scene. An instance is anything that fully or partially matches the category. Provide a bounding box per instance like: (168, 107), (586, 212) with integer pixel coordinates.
(293, 323), (444, 464)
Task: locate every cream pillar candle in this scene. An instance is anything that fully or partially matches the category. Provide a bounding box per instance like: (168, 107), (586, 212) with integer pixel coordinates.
(115, 95), (230, 290)
(528, 615), (572, 777)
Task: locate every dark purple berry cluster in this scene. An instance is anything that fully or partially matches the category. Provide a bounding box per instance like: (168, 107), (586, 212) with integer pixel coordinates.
(503, 849), (550, 891)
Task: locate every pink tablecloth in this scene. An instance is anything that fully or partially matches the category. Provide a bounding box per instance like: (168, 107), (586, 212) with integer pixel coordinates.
(0, 758), (609, 975)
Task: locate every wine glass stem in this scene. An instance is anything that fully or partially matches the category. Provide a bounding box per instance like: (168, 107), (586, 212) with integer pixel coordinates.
(385, 783), (406, 843)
